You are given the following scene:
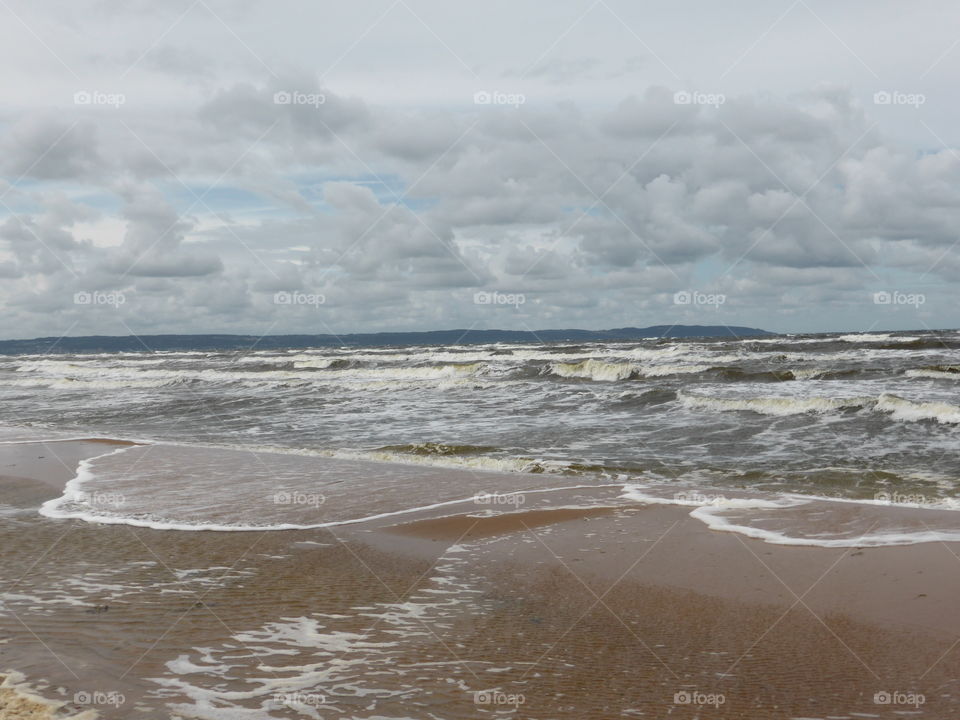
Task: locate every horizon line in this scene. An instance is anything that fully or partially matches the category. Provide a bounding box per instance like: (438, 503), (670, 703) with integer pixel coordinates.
(0, 325), (955, 347)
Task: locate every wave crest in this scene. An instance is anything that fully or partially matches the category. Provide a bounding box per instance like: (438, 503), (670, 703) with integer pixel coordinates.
(548, 359), (639, 381)
(875, 393), (960, 424)
(678, 391), (870, 416)
(905, 365), (960, 381)
(680, 390), (960, 424)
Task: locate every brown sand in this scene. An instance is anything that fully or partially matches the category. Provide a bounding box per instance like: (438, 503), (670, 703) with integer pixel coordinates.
(383, 506), (617, 540)
(375, 502), (960, 634)
(357, 501), (960, 716)
(0, 439), (137, 493)
(2, 441), (959, 718)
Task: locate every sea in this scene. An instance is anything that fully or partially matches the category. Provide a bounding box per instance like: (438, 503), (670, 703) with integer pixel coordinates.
(3, 328), (959, 546)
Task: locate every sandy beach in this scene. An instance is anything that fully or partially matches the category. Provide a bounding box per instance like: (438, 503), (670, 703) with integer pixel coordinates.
(3, 0), (960, 711)
(1, 440), (958, 718)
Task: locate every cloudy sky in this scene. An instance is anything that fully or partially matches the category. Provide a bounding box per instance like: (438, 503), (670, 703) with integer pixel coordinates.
(1, 0), (958, 339)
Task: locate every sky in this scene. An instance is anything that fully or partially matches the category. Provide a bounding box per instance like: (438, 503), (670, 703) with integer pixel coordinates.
(1, 0), (958, 339)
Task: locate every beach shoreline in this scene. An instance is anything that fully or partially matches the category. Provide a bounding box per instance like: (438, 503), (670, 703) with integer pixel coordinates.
(2, 440), (959, 718)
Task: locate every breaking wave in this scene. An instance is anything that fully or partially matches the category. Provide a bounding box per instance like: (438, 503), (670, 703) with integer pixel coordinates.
(678, 391), (871, 416)
(548, 359), (639, 381)
(547, 359), (714, 381)
(679, 390), (960, 424)
(905, 365), (960, 380)
(875, 393), (960, 424)
(837, 333), (919, 343)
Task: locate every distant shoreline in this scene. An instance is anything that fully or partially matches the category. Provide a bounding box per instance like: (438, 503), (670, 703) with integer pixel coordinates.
(1, 325), (955, 355)
(0, 325), (778, 354)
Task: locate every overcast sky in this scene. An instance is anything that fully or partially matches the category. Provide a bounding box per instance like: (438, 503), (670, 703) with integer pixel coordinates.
(1, 0), (958, 339)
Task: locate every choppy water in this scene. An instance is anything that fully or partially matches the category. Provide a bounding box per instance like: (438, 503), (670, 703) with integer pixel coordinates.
(0, 329), (957, 538)
(2, 331), (958, 481)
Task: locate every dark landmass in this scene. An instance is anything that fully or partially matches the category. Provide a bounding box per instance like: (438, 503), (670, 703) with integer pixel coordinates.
(0, 325), (774, 355)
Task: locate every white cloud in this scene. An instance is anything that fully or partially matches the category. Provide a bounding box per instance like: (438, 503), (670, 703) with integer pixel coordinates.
(0, 1), (958, 337)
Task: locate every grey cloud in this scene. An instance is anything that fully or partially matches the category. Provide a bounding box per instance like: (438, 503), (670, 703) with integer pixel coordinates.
(0, 118), (101, 181)
(1, 3), (959, 336)
(100, 187), (223, 278)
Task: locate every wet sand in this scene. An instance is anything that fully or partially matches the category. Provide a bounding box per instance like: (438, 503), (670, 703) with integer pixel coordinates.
(2, 441), (959, 718)
(1, 439), (138, 495)
(383, 506), (618, 540)
(374, 503), (960, 634)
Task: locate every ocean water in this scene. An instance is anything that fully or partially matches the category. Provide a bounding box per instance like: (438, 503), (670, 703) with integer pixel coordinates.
(3, 329), (960, 546)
